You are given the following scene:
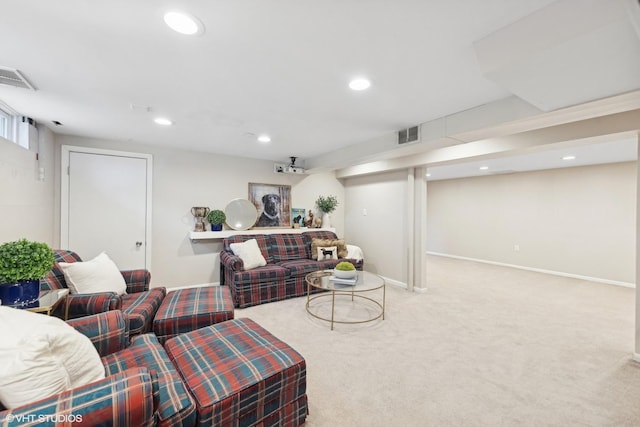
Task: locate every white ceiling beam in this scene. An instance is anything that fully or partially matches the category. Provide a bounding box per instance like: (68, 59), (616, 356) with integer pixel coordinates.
(336, 109), (640, 178)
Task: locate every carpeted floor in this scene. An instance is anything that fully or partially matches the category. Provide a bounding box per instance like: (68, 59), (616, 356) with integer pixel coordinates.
(236, 256), (640, 426)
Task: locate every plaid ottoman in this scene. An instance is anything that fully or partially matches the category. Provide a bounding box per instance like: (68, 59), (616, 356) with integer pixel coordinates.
(165, 318), (308, 427)
(153, 286), (234, 344)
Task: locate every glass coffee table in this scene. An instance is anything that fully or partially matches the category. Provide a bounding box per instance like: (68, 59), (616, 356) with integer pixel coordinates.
(305, 270), (385, 330)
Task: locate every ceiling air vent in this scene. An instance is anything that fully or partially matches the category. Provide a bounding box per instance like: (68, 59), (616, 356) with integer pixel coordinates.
(0, 67), (35, 90)
(398, 126), (419, 145)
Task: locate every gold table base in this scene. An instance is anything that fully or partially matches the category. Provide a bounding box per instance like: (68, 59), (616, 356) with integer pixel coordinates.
(305, 270), (385, 330)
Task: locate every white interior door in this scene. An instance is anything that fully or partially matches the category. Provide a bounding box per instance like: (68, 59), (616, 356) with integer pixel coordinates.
(61, 146), (152, 270)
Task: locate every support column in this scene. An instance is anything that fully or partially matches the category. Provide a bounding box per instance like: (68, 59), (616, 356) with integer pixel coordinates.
(635, 134), (640, 361)
(413, 167), (428, 292)
(407, 168), (415, 292)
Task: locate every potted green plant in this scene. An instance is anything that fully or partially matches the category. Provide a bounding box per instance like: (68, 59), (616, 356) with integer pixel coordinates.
(334, 261), (356, 279)
(207, 209), (226, 231)
(0, 239), (54, 307)
(315, 195), (338, 228)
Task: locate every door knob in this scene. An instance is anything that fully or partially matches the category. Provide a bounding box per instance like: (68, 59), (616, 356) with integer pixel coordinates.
(136, 241), (143, 248)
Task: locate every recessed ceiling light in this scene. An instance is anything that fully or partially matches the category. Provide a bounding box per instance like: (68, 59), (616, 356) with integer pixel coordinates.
(163, 11), (204, 35)
(562, 155), (576, 160)
(349, 78), (371, 91)
(257, 135), (271, 143)
(479, 166), (489, 171)
(426, 173), (431, 177)
(154, 117), (173, 126)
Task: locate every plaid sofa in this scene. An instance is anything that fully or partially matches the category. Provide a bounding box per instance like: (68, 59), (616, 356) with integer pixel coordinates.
(41, 250), (166, 335)
(220, 230), (363, 308)
(0, 311), (196, 427)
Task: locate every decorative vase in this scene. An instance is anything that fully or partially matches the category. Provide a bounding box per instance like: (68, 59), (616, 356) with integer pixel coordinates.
(0, 279), (40, 307)
(322, 213), (331, 228)
(211, 223), (223, 231)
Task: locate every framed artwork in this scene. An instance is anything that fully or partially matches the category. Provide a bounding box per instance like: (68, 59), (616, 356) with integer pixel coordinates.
(291, 208), (305, 228)
(248, 183), (291, 228)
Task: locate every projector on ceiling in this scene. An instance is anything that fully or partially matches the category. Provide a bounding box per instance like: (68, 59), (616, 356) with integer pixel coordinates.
(274, 156), (306, 174)
(287, 165), (305, 174)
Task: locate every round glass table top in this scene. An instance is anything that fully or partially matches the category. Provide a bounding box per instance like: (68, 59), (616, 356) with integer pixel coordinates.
(224, 198), (258, 230)
(305, 270), (384, 292)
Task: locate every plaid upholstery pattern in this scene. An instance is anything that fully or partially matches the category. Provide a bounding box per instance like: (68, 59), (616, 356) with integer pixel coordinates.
(40, 250), (81, 291)
(121, 287), (166, 335)
(102, 334), (196, 427)
(41, 250), (161, 335)
(228, 264), (289, 285)
(67, 311), (129, 357)
(0, 368), (155, 427)
(224, 265), (288, 308)
(153, 286), (234, 344)
(220, 250), (243, 272)
(41, 250), (120, 318)
(66, 293), (120, 318)
(122, 269), (151, 293)
(255, 395), (308, 426)
(223, 234), (273, 263)
(268, 234), (308, 262)
(278, 259), (326, 277)
(165, 318), (308, 427)
(220, 231), (364, 307)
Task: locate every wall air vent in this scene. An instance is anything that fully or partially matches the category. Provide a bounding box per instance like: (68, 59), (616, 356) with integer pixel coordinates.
(0, 67), (35, 90)
(398, 126), (419, 145)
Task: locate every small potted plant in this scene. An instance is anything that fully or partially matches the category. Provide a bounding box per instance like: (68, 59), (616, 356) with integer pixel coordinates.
(207, 209), (226, 231)
(334, 261), (356, 279)
(0, 239), (55, 307)
(315, 195), (338, 228)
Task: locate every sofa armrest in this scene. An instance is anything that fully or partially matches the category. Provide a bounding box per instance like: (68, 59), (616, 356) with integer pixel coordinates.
(122, 269), (151, 293)
(67, 311), (129, 357)
(220, 250), (244, 271)
(67, 292), (121, 319)
(0, 368), (154, 427)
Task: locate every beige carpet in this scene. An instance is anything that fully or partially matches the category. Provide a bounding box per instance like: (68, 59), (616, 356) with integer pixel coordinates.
(236, 256), (640, 426)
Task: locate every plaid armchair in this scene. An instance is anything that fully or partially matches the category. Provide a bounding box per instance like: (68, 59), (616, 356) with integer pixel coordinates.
(0, 311), (196, 427)
(41, 250), (166, 335)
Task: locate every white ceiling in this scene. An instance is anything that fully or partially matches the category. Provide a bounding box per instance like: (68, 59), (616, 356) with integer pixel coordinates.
(1, 0), (639, 177)
(426, 137), (638, 181)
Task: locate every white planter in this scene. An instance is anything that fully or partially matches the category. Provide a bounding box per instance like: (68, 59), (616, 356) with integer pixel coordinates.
(322, 213), (332, 227)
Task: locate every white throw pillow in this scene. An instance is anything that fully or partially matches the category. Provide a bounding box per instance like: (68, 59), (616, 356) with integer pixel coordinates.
(0, 306), (105, 408)
(316, 246), (338, 260)
(230, 239), (267, 270)
(59, 252), (127, 295)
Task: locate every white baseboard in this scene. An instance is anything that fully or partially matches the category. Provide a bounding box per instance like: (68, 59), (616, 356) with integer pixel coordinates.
(378, 276), (429, 293)
(166, 282), (219, 292)
(380, 276), (407, 290)
(427, 252), (635, 289)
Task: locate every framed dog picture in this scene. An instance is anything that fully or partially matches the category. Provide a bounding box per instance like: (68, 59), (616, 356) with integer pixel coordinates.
(291, 208), (305, 228)
(248, 183), (291, 228)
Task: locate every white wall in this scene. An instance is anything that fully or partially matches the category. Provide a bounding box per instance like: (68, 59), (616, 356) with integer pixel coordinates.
(427, 162), (637, 284)
(54, 135), (344, 288)
(344, 169), (408, 284)
(0, 126), (55, 245)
